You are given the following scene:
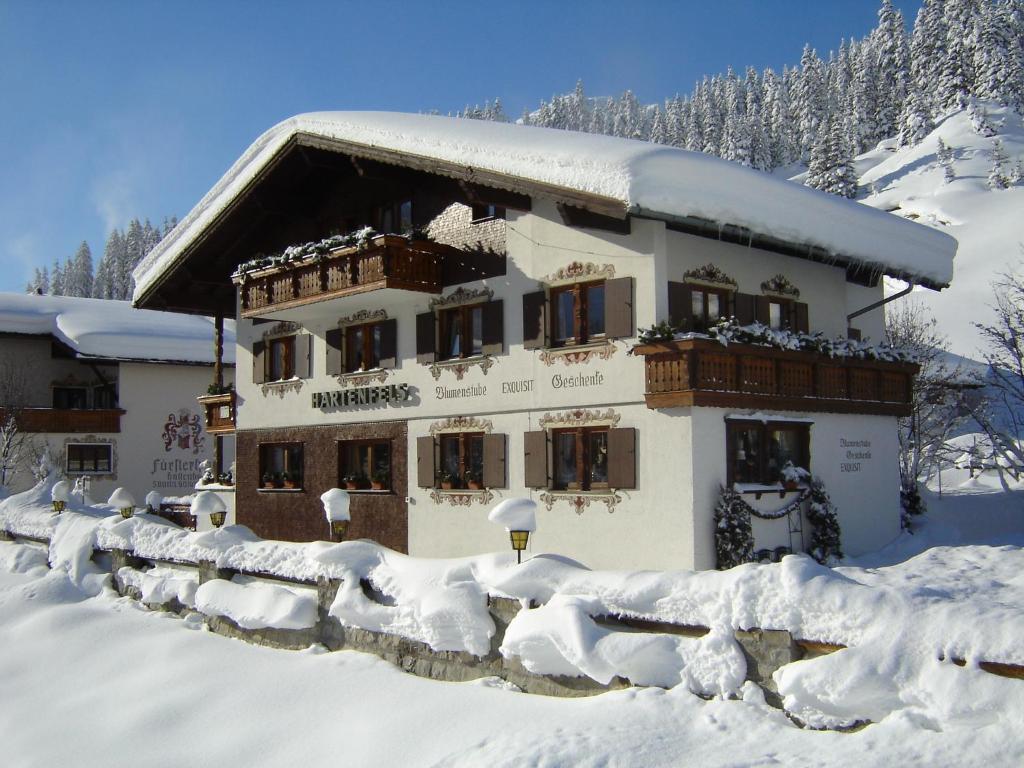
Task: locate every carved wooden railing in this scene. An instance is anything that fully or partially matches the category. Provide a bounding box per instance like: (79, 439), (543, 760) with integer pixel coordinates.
(196, 391), (236, 435)
(0, 408), (123, 433)
(235, 235), (450, 318)
(634, 338), (917, 416)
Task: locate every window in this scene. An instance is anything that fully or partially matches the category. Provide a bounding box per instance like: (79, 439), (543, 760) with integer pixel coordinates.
(339, 440), (391, 490)
(552, 427), (609, 490)
(728, 421), (809, 485)
(551, 281), (605, 347)
(93, 385), (117, 409)
(767, 299), (792, 331)
(374, 199), (413, 233)
(66, 444), (112, 474)
(438, 304), (484, 360)
(53, 387), (87, 410)
(471, 203), (505, 222)
(417, 432), (506, 490)
(268, 335), (295, 381)
(689, 287), (730, 332)
(345, 322), (385, 372)
(259, 443), (304, 489)
(253, 334), (311, 384)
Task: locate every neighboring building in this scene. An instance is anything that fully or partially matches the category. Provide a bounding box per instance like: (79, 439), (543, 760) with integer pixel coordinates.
(131, 112), (956, 570)
(0, 293), (235, 505)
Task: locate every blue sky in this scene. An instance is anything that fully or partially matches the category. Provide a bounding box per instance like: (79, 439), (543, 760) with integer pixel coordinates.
(0, 0), (923, 296)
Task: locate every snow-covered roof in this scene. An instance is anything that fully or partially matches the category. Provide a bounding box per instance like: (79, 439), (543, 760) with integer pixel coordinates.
(133, 112), (957, 302)
(0, 292), (235, 365)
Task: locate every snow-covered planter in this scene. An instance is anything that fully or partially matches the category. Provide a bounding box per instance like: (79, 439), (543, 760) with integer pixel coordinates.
(107, 487), (137, 519)
(780, 462), (811, 489)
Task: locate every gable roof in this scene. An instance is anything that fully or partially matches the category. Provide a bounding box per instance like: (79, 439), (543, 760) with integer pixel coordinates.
(0, 293), (235, 365)
(133, 111), (957, 306)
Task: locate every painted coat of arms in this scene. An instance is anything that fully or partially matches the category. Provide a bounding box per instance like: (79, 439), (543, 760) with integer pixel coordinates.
(162, 409), (205, 454)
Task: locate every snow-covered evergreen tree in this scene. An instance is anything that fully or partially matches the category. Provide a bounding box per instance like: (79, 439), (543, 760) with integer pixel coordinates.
(65, 241), (93, 298)
(898, 88), (935, 146)
(50, 259), (63, 296)
(713, 486), (754, 570)
(936, 136), (957, 182)
(989, 138), (1011, 188)
(874, 0), (912, 138)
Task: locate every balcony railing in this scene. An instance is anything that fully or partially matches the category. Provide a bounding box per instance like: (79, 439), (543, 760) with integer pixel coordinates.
(235, 235), (451, 318)
(0, 408), (123, 433)
(196, 391), (236, 435)
(633, 338), (917, 416)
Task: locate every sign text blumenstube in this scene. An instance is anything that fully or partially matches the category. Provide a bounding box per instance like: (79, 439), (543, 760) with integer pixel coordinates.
(312, 383), (412, 409)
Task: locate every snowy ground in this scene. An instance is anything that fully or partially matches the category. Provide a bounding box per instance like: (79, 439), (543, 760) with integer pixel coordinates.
(1, 482), (1022, 766)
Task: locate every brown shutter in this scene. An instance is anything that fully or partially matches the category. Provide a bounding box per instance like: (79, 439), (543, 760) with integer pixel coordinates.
(734, 293), (756, 325)
(667, 282), (692, 330)
(524, 430), (549, 488)
(607, 428), (636, 489)
(522, 291), (547, 350)
(416, 436), (437, 488)
(252, 340), (266, 384)
(482, 433), (506, 488)
(294, 334), (312, 378)
(604, 276), (633, 338)
(379, 319), (398, 368)
(325, 328), (343, 376)
(794, 302), (809, 334)
(481, 300), (504, 356)
(755, 296), (771, 326)
(416, 312), (436, 364)
(847, 327), (862, 341)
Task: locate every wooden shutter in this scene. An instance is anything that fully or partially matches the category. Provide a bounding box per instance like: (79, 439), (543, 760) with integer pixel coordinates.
(416, 436), (436, 488)
(481, 300), (504, 356)
(416, 312), (436, 364)
(667, 282), (692, 330)
(524, 430), (549, 488)
(734, 293), (756, 325)
(294, 334), (312, 378)
(379, 319), (398, 368)
(794, 302), (809, 334)
(522, 291), (547, 350)
(325, 328), (343, 376)
(604, 277), (633, 338)
(755, 296), (771, 326)
(847, 326), (862, 341)
(482, 433), (506, 488)
(252, 340), (266, 384)
(607, 428), (636, 489)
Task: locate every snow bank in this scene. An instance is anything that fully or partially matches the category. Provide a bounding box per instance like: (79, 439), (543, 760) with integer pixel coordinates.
(118, 565), (198, 607)
(194, 575), (318, 630)
(134, 112), (956, 303)
(0, 291), (235, 364)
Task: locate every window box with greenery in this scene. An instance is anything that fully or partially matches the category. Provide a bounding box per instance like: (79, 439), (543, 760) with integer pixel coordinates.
(522, 277), (633, 350)
(727, 420), (810, 487)
(524, 426), (635, 491)
(416, 301), (503, 364)
(326, 320), (397, 376)
(252, 333), (311, 384)
(339, 440), (391, 492)
(417, 432), (506, 491)
(258, 443), (304, 491)
(667, 283), (808, 335)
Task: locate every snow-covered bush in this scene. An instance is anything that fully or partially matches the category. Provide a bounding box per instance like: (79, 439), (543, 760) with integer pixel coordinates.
(806, 480), (843, 565)
(713, 486), (754, 570)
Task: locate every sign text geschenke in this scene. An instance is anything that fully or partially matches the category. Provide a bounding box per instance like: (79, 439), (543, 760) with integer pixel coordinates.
(312, 383), (412, 409)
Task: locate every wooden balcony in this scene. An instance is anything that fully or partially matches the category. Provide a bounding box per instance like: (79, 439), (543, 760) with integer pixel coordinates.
(0, 408), (123, 433)
(633, 338), (917, 416)
(196, 391), (236, 435)
(235, 235), (450, 318)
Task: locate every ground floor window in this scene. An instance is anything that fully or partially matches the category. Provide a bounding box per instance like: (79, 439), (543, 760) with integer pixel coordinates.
(524, 426), (635, 490)
(259, 443), (304, 489)
(66, 443), (112, 474)
(727, 420), (809, 484)
(438, 432), (484, 488)
(552, 427), (609, 490)
(417, 431), (506, 490)
(339, 440), (391, 490)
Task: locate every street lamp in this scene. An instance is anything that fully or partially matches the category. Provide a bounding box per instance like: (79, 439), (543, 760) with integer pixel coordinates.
(107, 487), (137, 519)
(487, 498), (537, 565)
(321, 488), (351, 542)
(190, 490), (227, 528)
(51, 480), (71, 513)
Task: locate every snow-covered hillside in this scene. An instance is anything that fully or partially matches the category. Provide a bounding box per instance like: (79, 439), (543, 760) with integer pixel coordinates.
(843, 104), (1024, 356)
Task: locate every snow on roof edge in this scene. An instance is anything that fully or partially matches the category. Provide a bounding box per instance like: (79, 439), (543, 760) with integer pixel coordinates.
(133, 112), (957, 304)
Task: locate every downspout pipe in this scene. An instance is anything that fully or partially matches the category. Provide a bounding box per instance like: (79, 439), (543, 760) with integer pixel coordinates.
(847, 283), (914, 323)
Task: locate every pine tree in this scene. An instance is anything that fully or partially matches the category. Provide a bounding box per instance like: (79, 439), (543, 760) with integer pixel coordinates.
(897, 88), (935, 146)
(66, 241), (93, 298)
(874, 0), (912, 138)
(50, 259), (63, 296)
(713, 486), (754, 570)
(938, 0), (982, 112)
(936, 136), (956, 182)
(989, 138), (1011, 188)
(795, 45), (827, 163)
(968, 99), (997, 136)
(25, 268), (44, 294)
(806, 479), (843, 564)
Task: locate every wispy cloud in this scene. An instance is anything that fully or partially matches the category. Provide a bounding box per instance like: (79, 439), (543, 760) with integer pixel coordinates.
(4, 232), (42, 289)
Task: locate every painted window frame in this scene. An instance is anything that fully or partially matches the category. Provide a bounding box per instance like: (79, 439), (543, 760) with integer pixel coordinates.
(726, 420), (810, 485)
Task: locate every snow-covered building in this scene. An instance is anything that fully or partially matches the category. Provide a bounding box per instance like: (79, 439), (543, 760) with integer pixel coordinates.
(0, 293), (235, 504)
(131, 112), (956, 570)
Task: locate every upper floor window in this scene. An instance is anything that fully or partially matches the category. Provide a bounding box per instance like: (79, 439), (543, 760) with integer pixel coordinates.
(66, 443), (112, 474)
(374, 199), (413, 233)
(93, 385), (117, 409)
(268, 335), (295, 381)
(439, 304), (483, 360)
(253, 332), (311, 384)
(523, 277), (633, 350)
(327, 319), (397, 377)
(689, 287), (730, 332)
(471, 203), (505, 222)
(727, 420), (809, 485)
(53, 387), (87, 410)
(416, 300), (503, 364)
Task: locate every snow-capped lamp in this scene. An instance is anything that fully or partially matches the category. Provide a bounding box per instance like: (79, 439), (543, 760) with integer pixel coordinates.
(145, 491), (162, 513)
(107, 487), (137, 519)
(190, 491), (227, 528)
(487, 498), (537, 564)
(321, 488), (351, 541)
(51, 480), (71, 513)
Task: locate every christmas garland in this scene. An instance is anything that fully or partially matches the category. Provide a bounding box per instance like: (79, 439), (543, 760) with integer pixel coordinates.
(713, 477), (842, 570)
